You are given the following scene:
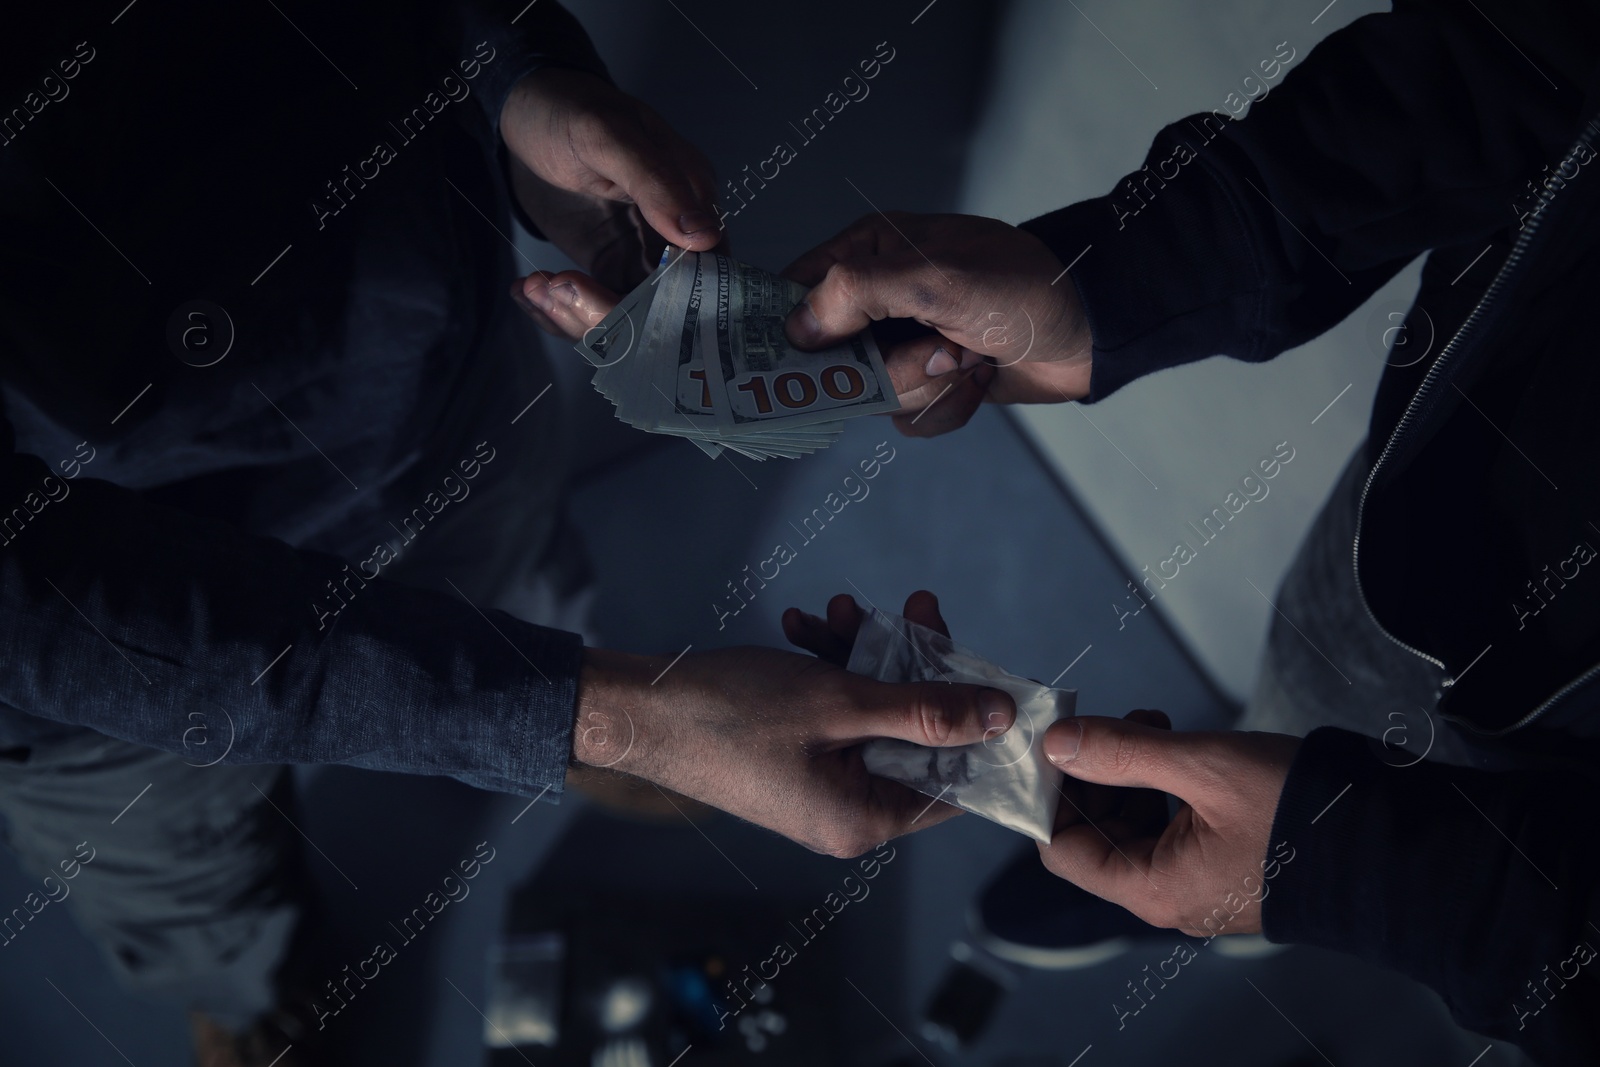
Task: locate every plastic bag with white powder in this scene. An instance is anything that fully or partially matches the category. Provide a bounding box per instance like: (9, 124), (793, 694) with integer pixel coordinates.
(846, 609), (1075, 843)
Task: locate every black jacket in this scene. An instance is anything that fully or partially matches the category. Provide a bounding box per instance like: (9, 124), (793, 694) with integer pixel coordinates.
(0, 2), (606, 793)
(1021, 2), (1600, 1061)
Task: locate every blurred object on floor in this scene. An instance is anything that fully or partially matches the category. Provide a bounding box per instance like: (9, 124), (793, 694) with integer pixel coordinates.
(920, 943), (1015, 1051)
(486, 810), (841, 1066)
(971, 847), (1166, 970)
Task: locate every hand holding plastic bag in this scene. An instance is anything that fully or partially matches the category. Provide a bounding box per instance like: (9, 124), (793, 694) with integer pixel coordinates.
(843, 609), (1075, 843)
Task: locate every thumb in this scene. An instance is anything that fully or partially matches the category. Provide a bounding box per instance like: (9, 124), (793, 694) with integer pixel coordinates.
(844, 679), (1016, 748)
(1043, 716), (1200, 795)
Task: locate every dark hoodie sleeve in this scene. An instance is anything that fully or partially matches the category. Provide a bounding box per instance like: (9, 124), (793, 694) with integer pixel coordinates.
(452, 0), (612, 134)
(448, 1), (614, 241)
(1020, 0), (1597, 400)
(1263, 727), (1600, 1065)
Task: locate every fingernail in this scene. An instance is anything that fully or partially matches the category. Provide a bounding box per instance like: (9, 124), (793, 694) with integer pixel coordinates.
(679, 211), (717, 235)
(789, 302), (821, 344)
(1046, 719), (1083, 765)
(924, 346), (959, 377)
(980, 690), (1014, 731)
(958, 347), (982, 370)
(549, 283), (578, 307)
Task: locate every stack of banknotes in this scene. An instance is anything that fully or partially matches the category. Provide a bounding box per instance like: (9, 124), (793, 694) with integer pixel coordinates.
(577, 250), (900, 460)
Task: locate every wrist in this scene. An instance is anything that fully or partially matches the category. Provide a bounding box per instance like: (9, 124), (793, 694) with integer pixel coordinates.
(571, 647), (661, 773)
(498, 67), (604, 148)
(1023, 232), (1094, 366)
(497, 70), (540, 151)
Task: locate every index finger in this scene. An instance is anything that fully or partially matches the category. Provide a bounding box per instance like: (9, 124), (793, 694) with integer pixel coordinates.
(1037, 822), (1164, 918)
(873, 775), (965, 837)
(782, 213), (913, 286)
(785, 251), (953, 351)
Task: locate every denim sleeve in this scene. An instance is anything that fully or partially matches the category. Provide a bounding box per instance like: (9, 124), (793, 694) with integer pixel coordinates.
(0, 418), (581, 801)
(1019, 0), (1590, 402)
(1262, 727), (1600, 1065)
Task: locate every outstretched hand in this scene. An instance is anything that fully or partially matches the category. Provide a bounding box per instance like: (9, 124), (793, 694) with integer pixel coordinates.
(1039, 716), (1301, 935)
(571, 627), (1016, 857)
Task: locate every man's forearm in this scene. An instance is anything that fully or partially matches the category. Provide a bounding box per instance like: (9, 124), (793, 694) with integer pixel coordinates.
(0, 436), (580, 797)
(450, 0), (611, 136)
(1022, 1), (1590, 402)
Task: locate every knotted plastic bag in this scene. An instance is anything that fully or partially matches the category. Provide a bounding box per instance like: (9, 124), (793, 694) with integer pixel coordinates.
(846, 609), (1075, 842)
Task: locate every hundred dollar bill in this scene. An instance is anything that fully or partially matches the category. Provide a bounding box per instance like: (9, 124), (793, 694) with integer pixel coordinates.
(698, 254), (899, 435)
(643, 252), (843, 460)
(577, 247), (684, 368)
(638, 250), (727, 458)
(576, 249), (889, 460)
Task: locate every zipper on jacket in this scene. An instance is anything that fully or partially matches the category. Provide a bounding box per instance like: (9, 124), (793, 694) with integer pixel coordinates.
(1351, 114), (1600, 715)
(1491, 660), (1600, 737)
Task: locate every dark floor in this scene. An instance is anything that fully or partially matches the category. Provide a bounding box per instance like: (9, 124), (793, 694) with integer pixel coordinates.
(0, 2), (1524, 1065)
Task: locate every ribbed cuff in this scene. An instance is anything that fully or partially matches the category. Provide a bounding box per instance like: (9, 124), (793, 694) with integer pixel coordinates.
(1261, 725), (1599, 1055)
(1018, 117), (1269, 401)
(460, 617), (584, 801)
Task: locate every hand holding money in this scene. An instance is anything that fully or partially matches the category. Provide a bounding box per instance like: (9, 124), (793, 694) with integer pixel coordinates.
(499, 67), (721, 297)
(782, 212), (1095, 437)
(524, 251), (901, 460)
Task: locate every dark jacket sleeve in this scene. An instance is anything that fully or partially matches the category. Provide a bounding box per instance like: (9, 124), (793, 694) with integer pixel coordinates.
(453, 0), (612, 134)
(450, 0), (614, 241)
(0, 414), (582, 800)
(1019, 0), (1597, 400)
(1263, 727), (1600, 1065)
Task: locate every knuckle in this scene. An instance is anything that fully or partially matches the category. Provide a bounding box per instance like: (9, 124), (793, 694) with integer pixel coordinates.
(1144, 900), (1182, 930)
(913, 694), (953, 745)
(568, 111), (614, 151)
(828, 259), (867, 303)
(850, 212), (882, 235)
(909, 278), (944, 315)
(810, 828), (869, 859)
(1111, 728), (1144, 776)
(838, 833), (874, 859)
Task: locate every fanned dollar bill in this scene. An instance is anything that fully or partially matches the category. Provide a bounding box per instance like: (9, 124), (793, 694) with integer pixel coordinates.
(698, 254), (898, 435)
(575, 250), (897, 460)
